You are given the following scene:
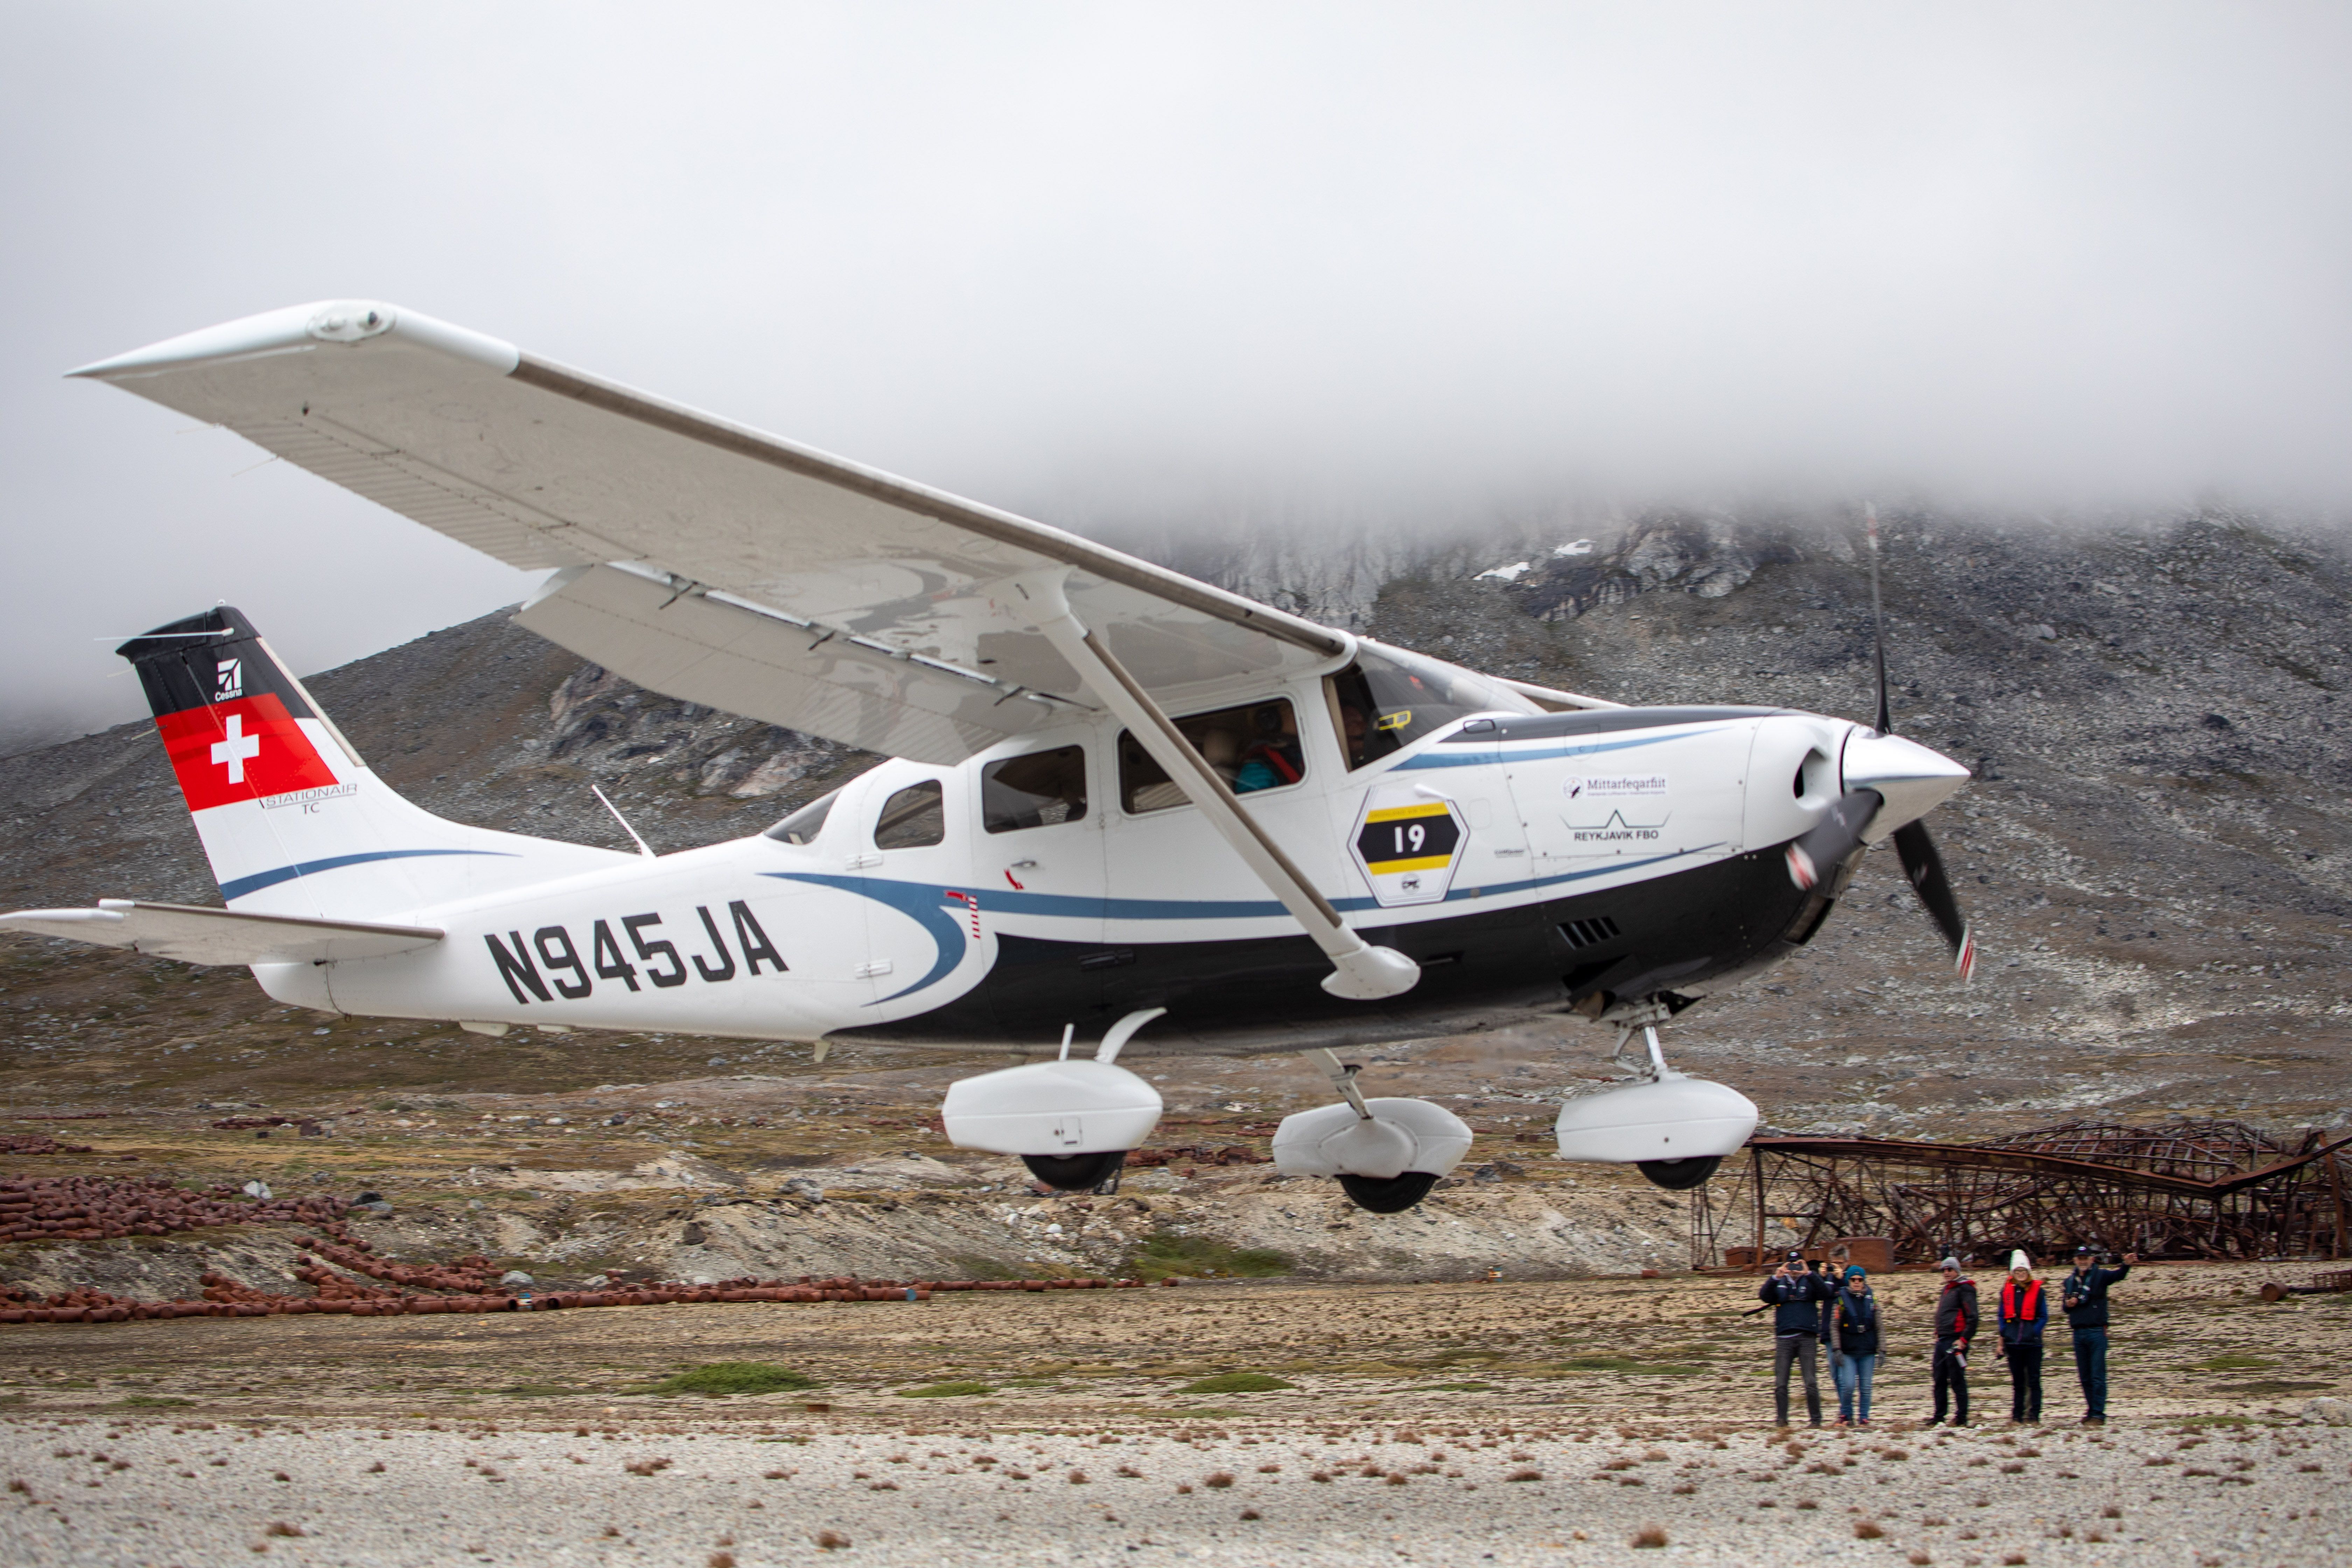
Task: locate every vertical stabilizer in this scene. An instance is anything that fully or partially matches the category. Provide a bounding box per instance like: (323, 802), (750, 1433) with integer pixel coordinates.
(119, 608), (627, 919)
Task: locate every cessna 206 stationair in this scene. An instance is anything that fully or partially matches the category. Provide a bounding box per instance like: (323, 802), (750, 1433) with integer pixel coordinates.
(4, 301), (1976, 1213)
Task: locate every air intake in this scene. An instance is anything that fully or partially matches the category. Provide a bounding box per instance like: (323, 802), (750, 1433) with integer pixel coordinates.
(1559, 915), (1621, 950)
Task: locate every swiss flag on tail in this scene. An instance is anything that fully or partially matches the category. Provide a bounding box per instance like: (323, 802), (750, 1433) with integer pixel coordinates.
(118, 607), (342, 813)
(155, 694), (338, 810)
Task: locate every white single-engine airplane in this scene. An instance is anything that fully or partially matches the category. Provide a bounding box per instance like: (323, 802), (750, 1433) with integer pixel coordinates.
(5, 301), (1976, 1212)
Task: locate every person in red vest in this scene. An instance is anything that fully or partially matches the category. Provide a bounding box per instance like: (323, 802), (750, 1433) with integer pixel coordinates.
(1995, 1250), (2049, 1425)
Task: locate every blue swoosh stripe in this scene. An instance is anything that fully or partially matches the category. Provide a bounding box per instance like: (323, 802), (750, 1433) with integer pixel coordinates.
(765, 872), (973, 1004)
(764, 846), (1714, 1003)
(220, 848), (513, 902)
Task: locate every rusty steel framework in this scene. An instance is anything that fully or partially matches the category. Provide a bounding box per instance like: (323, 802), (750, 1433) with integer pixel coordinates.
(1689, 1119), (2352, 1270)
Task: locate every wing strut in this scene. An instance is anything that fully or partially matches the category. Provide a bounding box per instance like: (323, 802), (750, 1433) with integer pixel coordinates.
(1016, 572), (1420, 1002)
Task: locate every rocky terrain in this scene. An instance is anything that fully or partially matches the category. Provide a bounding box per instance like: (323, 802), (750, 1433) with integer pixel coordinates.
(1, 503), (2349, 1287)
(5, 1259), (2352, 1566)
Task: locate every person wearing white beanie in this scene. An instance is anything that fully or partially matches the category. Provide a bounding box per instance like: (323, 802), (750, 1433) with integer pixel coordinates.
(1996, 1250), (2049, 1424)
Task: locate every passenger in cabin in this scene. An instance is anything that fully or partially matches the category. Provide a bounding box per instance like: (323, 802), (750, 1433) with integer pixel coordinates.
(1337, 702), (1373, 768)
(1234, 704), (1302, 792)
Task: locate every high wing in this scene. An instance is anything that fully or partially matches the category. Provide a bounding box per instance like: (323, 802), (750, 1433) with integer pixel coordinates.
(0, 901), (442, 966)
(72, 302), (1348, 764)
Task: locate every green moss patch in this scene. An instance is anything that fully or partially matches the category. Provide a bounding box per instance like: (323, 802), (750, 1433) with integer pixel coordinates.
(633, 1362), (817, 1397)
(1181, 1372), (1296, 1394)
(1128, 1232), (1293, 1282)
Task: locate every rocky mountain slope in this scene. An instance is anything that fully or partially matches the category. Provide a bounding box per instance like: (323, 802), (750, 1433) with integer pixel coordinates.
(3, 504), (2348, 1157)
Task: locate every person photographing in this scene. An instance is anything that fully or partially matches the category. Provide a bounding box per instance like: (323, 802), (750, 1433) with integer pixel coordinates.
(1757, 1249), (1836, 1428)
(2062, 1244), (2138, 1425)
(1927, 1256), (1979, 1427)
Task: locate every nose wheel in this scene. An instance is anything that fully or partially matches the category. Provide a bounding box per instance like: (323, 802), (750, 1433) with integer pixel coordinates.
(1555, 1003), (1758, 1189)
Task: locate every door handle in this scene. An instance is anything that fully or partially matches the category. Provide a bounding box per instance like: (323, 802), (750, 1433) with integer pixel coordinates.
(845, 853), (883, 870)
(1009, 859), (1038, 870)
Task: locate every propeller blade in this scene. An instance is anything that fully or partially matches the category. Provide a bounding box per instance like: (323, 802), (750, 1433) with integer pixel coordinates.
(1785, 790), (1881, 892)
(1893, 819), (1976, 980)
(1865, 501), (1891, 734)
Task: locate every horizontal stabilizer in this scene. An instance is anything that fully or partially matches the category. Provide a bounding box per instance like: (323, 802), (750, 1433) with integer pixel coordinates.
(0, 900), (442, 966)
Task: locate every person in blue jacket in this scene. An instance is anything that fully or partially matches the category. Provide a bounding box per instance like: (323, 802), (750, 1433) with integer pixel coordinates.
(1826, 1264), (1881, 1428)
(1757, 1250), (1837, 1428)
(2062, 1244), (2138, 1425)
(1995, 1250), (2049, 1425)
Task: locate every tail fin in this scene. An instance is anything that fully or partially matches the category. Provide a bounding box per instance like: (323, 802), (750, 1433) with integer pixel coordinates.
(120, 608), (628, 918)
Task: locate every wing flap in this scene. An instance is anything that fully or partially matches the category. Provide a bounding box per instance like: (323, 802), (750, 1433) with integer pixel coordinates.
(516, 563), (1086, 765)
(0, 900), (443, 966)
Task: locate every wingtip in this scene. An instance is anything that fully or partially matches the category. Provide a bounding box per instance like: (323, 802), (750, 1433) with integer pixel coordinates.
(62, 299), (518, 383)
(1954, 926), (1977, 982)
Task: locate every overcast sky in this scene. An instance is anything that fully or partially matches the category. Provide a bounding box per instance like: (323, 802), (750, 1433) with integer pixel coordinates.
(4, 4), (2348, 750)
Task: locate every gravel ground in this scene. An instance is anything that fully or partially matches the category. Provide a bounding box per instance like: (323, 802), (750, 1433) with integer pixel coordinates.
(5, 1410), (2349, 1567)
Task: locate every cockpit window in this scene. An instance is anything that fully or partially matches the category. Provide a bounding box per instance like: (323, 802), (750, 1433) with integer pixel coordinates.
(763, 789), (839, 845)
(1325, 644), (1540, 769)
(873, 779), (946, 849)
(982, 745), (1088, 833)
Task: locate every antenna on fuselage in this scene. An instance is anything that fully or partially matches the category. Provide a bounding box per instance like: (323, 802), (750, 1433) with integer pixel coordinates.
(591, 783), (656, 858)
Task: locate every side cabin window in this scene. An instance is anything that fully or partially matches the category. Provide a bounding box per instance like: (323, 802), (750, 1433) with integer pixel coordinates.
(873, 779), (946, 849)
(1119, 697), (1305, 814)
(1325, 645), (1539, 769)
(982, 745), (1088, 833)
(763, 788), (839, 845)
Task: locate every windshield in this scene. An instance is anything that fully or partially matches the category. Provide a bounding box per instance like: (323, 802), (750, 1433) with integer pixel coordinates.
(1327, 644), (1540, 769)
(762, 789), (839, 845)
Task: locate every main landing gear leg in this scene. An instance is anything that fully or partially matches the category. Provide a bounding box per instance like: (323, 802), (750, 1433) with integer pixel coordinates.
(1554, 1001), (1758, 1191)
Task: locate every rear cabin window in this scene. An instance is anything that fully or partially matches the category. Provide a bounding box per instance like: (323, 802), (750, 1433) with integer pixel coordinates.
(1325, 646), (1538, 769)
(981, 745), (1088, 833)
(873, 779), (946, 849)
(763, 789), (838, 844)
(1119, 697), (1306, 813)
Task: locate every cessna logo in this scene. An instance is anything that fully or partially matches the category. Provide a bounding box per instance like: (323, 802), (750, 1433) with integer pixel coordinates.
(214, 658), (243, 701)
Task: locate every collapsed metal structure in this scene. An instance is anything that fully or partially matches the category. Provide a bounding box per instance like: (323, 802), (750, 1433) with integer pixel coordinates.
(1690, 1119), (2352, 1269)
